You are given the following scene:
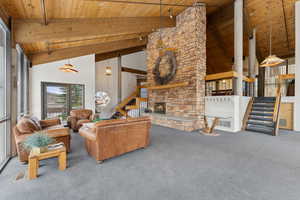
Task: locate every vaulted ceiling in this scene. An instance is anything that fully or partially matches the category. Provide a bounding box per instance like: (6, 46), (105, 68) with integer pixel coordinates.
(206, 0), (296, 74)
(0, 0), (297, 74)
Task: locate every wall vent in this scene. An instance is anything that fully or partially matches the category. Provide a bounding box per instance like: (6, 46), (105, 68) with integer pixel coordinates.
(218, 120), (231, 128)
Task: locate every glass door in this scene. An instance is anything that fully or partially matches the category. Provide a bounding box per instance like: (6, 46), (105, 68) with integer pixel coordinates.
(42, 83), (84, 121)
(0, 18), (11, 170)
(42, 83), (69, 119)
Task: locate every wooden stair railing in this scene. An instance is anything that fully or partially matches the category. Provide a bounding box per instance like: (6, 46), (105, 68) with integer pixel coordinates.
(115, 86), (148, 117)
(272, 86), (282, 136)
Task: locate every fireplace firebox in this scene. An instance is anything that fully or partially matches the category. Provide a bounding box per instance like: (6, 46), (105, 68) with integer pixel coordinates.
(154, 102), (166, 114)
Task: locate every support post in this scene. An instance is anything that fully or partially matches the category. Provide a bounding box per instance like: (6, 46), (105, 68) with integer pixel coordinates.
(295, 1), (300, 131)
(234, 0), (243, 130)
(117, 55), (122, 103)
(249, 29), (256, 96)
(234, 0), (243, 97)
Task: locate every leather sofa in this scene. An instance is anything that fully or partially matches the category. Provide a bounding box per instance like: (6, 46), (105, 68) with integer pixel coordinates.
(67, 109), (94, 132)
(79, 117), (151, 163)
(13, 117), (71, 163)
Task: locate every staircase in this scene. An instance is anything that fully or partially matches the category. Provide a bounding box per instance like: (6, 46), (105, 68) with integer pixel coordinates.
(243, 94), (281, 136)
(114, 86), (148, 118)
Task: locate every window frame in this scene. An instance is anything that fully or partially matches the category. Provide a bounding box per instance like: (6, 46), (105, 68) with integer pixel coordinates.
(0, 17), (11, 171)
(41, 82), (85, 120)
(16, 44), (29, 118)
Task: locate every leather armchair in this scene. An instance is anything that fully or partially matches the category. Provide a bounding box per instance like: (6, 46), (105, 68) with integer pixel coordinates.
(67, 109), (94, 132)
(13, 117), (71, 163)
(79, 117), (151, 163)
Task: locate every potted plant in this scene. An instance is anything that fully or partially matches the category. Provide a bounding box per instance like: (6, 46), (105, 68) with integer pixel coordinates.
(23, 132), (55, 155)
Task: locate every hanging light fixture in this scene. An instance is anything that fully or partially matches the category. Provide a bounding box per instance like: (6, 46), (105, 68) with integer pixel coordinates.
(105, 59), (112, 76)
(156, 0), (165, 51)
(260, 2), (285, 67)
(59, 59), (79, 73)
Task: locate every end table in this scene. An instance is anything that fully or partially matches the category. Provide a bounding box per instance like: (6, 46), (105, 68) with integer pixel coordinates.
(28, 145), (67, 180)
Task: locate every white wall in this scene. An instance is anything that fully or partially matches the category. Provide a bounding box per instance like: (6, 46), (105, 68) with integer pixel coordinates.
(95, 51), (146, 118)
(205, 96), (250, 132)
(95, 57), (118, 118)
(122, 51), (147, 70)
(30, 54), (96, 119)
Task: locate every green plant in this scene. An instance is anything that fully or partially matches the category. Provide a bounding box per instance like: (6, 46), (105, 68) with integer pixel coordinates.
(23, 132), (54, 150)
(58, 113), (68, 121)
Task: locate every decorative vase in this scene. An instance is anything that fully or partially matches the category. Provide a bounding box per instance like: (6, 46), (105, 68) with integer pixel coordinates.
(31, 146), (48, 155)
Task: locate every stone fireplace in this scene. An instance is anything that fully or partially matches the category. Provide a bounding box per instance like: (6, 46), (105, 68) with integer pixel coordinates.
(154, 102), (166, 114)
(145, 5), (206, 132)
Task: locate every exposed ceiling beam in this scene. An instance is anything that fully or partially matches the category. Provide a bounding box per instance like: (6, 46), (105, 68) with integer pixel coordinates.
(14, 17), (175, 44)
(40, 0), (48, 25)
(27, 32), (149, 54)
(122, 67), (147, 75)
(29, 38), (147, 65)
(85, 0), (204, 7)
(95, 46), (145, 62)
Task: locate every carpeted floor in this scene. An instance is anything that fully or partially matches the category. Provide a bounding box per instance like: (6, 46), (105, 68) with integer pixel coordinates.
(1, 125), (300, 200)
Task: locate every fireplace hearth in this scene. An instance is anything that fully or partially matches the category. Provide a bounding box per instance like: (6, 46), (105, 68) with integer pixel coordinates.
(154, 102), (166, 114)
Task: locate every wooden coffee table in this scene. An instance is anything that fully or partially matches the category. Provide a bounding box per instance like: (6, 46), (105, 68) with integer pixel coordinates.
(28, 145), (67, 180)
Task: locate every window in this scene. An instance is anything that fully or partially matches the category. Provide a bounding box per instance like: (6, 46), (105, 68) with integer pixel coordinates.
(0, 18), (11, 170)
(16, 45), (29, 118)
(42, 82), (84, 121)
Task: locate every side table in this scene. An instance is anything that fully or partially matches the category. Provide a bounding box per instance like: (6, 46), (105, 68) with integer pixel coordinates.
(28, 145), (67, 180)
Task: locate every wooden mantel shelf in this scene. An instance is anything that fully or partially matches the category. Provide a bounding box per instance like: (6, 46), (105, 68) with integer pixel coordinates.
(146, 82), (189, 90)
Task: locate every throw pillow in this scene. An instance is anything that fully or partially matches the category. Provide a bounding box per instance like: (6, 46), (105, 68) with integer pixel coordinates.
(16, 117), (39, 134)
(30, 116), (42, 130)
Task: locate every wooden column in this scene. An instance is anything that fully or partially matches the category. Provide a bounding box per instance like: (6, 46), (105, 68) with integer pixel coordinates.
(295, 1), (300, 131)
(249, 29), (256, 96)
(234, 0), (243, 96)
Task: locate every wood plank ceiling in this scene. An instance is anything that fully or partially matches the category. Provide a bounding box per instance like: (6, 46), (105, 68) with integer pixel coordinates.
(206, 0), (296, 74)
(0, 0), (296, 73)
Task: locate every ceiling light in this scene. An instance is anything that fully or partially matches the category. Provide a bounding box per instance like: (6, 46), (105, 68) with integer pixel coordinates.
(260, 1), (284, 67)
(59, 60), (79, 73)
(260, 55), (285, 67)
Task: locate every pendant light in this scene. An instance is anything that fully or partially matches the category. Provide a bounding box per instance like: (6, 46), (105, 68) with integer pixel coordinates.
(59, 59), (79, 73)
(260, 2), (285, 67)
(156, 0), (165, 51)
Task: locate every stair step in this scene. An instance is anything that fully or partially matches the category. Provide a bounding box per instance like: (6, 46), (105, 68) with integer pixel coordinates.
(252, 103), (274, 107)
(247, 121), (274, 127)
(248, 116), (273, 122)
(255, 97), (276, 101)
(246, 125), (274, 135)
(254, 97), (276, 103)
(125, 105), (139, 110)
(254, 100), (275, 103)
(252, 107), (274, 112)
(250, 112), (273, 117)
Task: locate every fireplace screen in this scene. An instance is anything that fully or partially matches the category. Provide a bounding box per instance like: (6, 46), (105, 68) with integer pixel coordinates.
(154, 102), (166, 114)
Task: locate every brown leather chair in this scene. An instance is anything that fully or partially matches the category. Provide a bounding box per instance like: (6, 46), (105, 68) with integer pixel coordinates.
(67, 109), (94, 132)
(79, 117), (151, 163)
(13, 117), (71, 163)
